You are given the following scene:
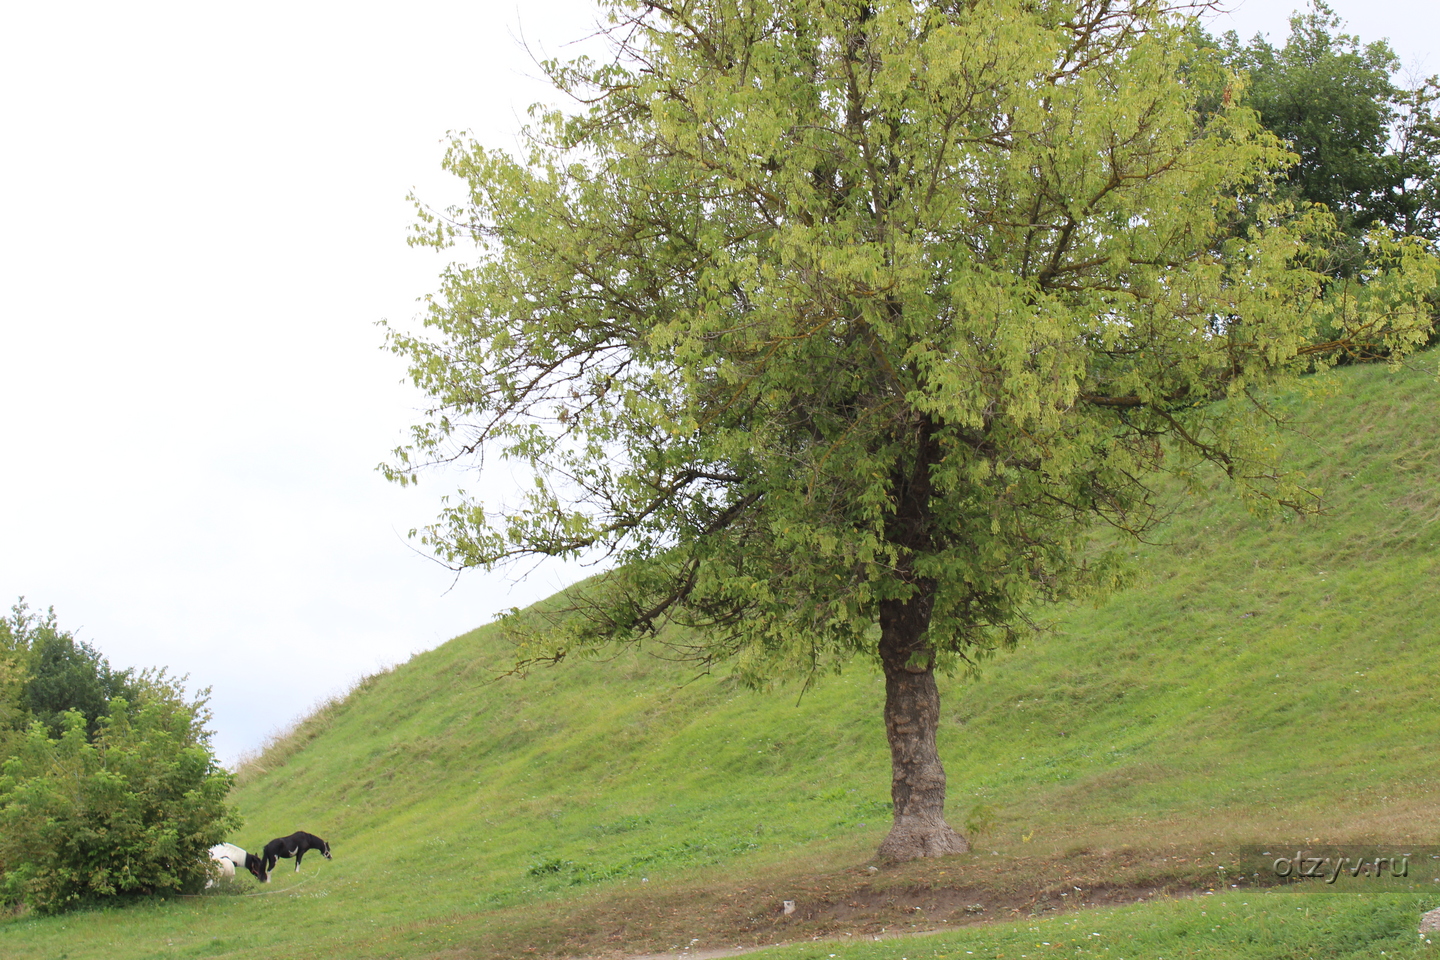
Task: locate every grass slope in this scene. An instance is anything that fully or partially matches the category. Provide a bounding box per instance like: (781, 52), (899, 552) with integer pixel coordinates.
(2, 356), (1438, 959)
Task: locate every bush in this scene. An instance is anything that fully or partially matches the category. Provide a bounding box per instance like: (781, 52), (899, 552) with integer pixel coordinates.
(0, 674), (240, 914)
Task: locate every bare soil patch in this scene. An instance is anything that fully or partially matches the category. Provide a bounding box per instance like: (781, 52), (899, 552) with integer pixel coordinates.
(498, 845), (1262, 960)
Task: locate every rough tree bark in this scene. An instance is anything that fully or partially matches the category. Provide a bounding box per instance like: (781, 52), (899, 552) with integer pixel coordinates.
(874, 418), (969, 860)
(875, 590), (969, 861)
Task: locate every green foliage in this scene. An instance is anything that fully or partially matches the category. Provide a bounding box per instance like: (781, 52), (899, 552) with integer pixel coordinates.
(0, 675), (240, 914)
(1223, 3), (1401, 238)
(1183, 4), (1440, 365)
(0, 601), (48, 752)
(0, 599), (140, 741)
(386, 0), (1435, 695)
(1391, 80), (1440, 242)
(1220, 3), (1440, 268)
(23, 635), (136, 740)
(0, 630), (26, 761)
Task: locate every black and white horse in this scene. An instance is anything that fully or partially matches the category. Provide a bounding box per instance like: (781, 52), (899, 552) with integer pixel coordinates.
(259, 831), (332, 882)
(208, 842), (264, 885)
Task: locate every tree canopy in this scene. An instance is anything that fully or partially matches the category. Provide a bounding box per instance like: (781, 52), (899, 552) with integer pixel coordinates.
(1219, 2), (1440, 269)
(0, 599), (139, 742)
(387, 0), (1438, 859)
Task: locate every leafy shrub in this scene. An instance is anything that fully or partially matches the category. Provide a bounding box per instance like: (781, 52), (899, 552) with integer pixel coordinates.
(0, 675), (240, 914)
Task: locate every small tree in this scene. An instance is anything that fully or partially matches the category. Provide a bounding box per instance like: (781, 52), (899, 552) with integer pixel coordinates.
(25, 634), (137, 740)
(0, 598), (139, 741)
(0, 675), (239, 913)
(387, 0), (1438, 859)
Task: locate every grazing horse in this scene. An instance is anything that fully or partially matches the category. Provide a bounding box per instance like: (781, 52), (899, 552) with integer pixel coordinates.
(208, 842), (264, 886)
(259, 831), (331, 882)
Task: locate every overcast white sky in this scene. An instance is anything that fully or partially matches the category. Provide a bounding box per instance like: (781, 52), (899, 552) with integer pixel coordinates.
(2, 0), (1435, 766)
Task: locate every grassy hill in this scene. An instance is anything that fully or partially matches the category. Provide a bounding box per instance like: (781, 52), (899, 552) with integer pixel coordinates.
(2, 355), (1438, 959)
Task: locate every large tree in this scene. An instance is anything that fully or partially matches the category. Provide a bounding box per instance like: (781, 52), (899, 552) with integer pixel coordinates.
(386, 0), (1437, 860)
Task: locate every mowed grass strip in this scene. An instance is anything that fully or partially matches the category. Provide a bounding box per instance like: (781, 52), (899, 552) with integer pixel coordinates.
(727, 890), (1440, 960)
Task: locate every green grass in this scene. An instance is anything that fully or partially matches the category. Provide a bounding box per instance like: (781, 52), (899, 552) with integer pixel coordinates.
(737, 891), (1440, 960)
(2, 355), (1438, 958)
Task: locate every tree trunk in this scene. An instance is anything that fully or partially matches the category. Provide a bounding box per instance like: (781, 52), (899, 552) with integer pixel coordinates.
(874, 590), (969, 862)
(874, 416), (967, 861)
